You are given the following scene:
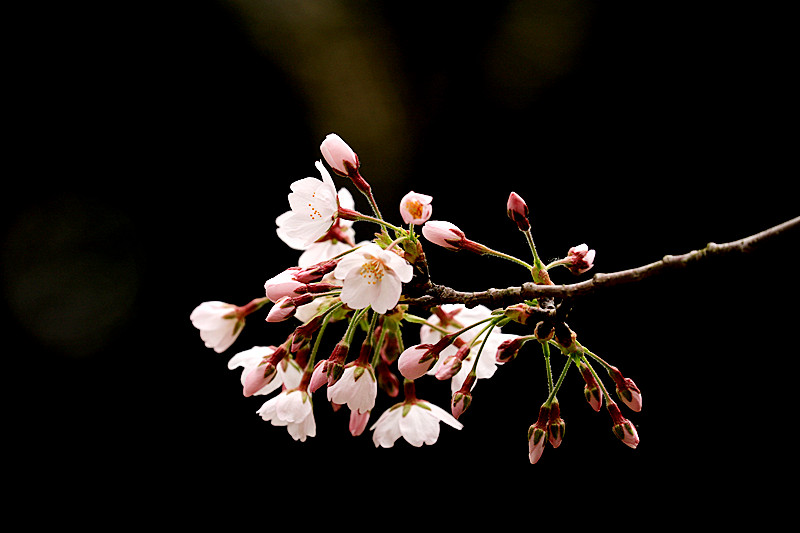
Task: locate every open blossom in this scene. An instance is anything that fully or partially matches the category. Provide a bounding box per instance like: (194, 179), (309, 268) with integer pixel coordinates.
(371, 400), (463, 448)
(420, 304), (515, 392)
(399, 191), (433, 225)
(333, 242), (413, 314)
(190, 301), (243, 353)
(275, 161), (340, 249)
(257, 389), (316, 442)
(327, 363), (378, 414)
(227, 345), (302, 397)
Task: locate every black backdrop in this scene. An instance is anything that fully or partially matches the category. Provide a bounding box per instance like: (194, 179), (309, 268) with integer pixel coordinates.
(6, 0), (798, 525)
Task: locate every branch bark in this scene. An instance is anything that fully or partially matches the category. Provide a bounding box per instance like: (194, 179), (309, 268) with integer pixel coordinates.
(402, 215), (800, 310)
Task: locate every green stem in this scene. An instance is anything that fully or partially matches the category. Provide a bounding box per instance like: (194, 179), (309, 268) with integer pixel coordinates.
(580, 355), (614, 405)
(304, 302), (343, 372)
(480, 245), (534, 271)
(465, 322), (497, 378)
(580, 345), (614, 372)
(341, 208), (407, 236)
(344, 307), (371, 345)
(545, 356), (573, 406)
(542, 341), (553, 395)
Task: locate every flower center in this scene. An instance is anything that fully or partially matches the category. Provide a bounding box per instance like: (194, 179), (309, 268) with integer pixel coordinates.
(405, 199), (424, 219)
(359, 259), (385, 285)
(307, 192), (323, 220)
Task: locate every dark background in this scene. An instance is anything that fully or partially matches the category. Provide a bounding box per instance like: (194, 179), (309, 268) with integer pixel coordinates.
(5, 0), (798, 524)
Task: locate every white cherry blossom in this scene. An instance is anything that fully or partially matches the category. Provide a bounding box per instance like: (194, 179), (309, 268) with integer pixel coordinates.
(276, 161), (340, 249)
(333, 242), (413, 314)
(370, 400), (463, 448)
(257, 389), (316, 442)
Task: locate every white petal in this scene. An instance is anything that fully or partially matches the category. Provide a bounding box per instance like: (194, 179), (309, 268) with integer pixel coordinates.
(422, 401), (464, 430)
(370, 406), (403, 448)
(371, 272), (402, 314)
(399, 406), (440, 446)
(340, 271), (380, 310)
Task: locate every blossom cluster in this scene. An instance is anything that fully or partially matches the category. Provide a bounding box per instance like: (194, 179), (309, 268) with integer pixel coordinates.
(190, 133), (641, 462)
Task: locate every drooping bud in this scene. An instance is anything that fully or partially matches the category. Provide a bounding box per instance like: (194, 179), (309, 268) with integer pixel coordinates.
(506, 192), (530, 231)
(243, 345), (288, 397)
(547, 399), (566, 448)
(326, 341), (350, 386)
(577, 360), (603, 411)
(349, 409), (370, 436)
(607, 401), (639, 449)
(451, 373), (477, 419)
(527, 404), (551, 464)
(607, 365), (642, 412)
(376, 360), (400, 397)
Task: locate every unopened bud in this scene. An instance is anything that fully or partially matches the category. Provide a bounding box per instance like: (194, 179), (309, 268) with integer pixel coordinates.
(495, 336), (527, 363)
(547, 399), (566, 448)
(577, 361), (603, 411)
(506, 192), (530, 231)
(607, 365), (642, 412)
(607, 401), (639, 449)
(527, 404), (551, 464)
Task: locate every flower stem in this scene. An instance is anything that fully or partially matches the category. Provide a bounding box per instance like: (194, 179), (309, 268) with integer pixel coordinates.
(304, 301), (343, 372)
(339, 207), (407, 236)
(542, 341), (553, 395)
(479, 245), (534, 271)
(545, 356), (573, 406)
(580, 355), (614, 405)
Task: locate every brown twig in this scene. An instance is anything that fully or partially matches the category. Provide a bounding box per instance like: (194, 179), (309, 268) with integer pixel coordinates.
(402, 215), (800, 310)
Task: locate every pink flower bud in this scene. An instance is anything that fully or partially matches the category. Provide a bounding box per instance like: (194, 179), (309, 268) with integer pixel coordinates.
(349, 409), (370, 436)
(495, 336), (527, 363)
(266, 296), (297, 322)
(320, 133), (359, 177)
(547, 400), (565, 448)
(421, 220), (464, 250)
(309, 360), (329, 393)
(243, 362), (277, 397)
(607, 402), (639, 449)
(527, 404), (551, 464)
(451, 390), (472, 419)
(264, 270), (306, 302)
(566, 244), (596, 275)
(435, 355), (463, 380)
(607, 366), (642, 412)
(397, 344), (438, 380)
(399, 191), (433, 225)
(506, 192), (530, 231)
(577, 362), (603, 412)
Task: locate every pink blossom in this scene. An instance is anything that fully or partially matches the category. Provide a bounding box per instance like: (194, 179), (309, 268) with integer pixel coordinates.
(566, 244), (596, 275)
(257, 389), (316, 442)
(399, 191), (433, 225)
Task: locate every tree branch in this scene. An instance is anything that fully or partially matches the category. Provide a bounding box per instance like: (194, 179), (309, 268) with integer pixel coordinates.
(402, 215), (800, 310)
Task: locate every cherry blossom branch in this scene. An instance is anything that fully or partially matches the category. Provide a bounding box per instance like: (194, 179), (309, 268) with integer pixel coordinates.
(403, 215), (800, 309)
